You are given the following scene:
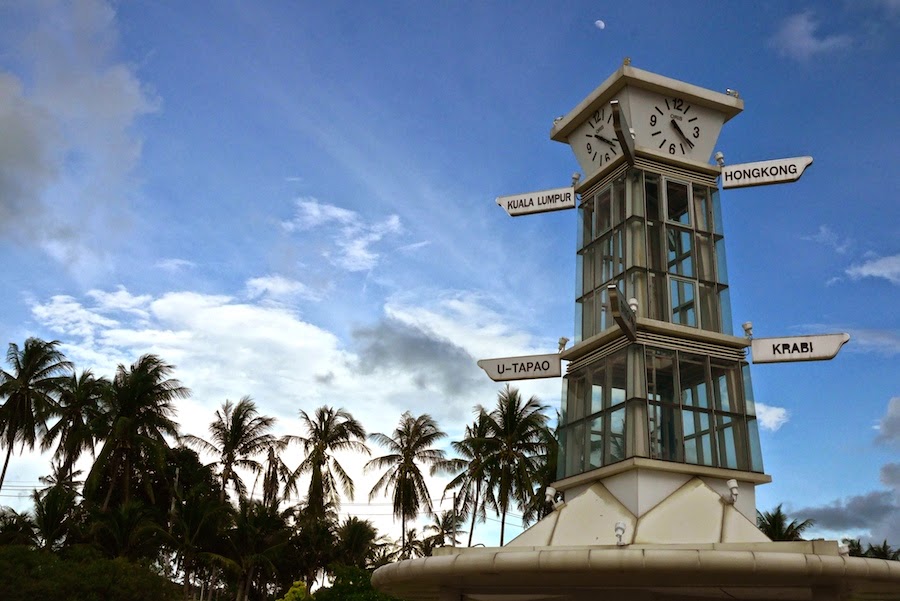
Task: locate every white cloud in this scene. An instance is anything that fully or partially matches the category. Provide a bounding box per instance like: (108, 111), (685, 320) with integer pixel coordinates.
(0, 0), (158, 276)
(801, 225), (851, 254)
(281, 198), (403, 272)
(246, 274), (323, 303)
(756, 403), (790, 431)
(875, 397), (900, 447)
(770, 11), (852, 62)
(155, 258), (197, 273)
(845, 254), (900, 285)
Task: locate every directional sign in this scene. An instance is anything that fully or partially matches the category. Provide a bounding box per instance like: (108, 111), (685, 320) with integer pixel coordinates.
(477, 353), (562, 382)
(496, 186), (575, 217)
(751, 333), (850, 364)
(608, 285), (637, 341)
(721, 156), (813, 189)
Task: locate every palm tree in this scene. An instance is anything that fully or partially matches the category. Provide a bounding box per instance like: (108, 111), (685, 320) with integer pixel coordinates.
(226, 498), (291, 601)
(0, 338), (72, 491)
(42, 369), (109, 482)
(335, 516), (379, 568)
(85, 354), (188, 510)
(521, 417), (560, 526)
(756, 504), (814, 541)
(443, 408), (491, 547)
(31, 485), (78, 551)
(182, 396), (274, 503)
(289, 406), (369, 516)
(422, 510), (465, 554)
(0, 506), (37, 546)
(260, 443), (292, 510)
(842, 537), (865, 557)
(864, 540), (900, 560)
(482, 385), (550, 545)
(366, 412), (452, 557)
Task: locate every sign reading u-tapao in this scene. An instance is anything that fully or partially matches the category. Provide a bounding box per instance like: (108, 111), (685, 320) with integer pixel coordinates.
(477, 353), (562, 381)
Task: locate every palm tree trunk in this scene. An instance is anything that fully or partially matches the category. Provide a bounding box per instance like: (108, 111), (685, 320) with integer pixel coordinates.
(0, 444), (13, 492)
(467, 483), (481, 547)
(500, 504), (507, 546)
(402, 514), (407, 558)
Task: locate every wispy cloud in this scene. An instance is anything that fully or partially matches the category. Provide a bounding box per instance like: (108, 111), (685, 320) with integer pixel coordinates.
(245, 274), (323, 303)
(845, 254), (900, 285)
(801, 225), (852, 254)
(770, 11), (852, 62)
(155, 258), (196, 273)
(876, 397), (900, 447)
(281, 198), (402, 272)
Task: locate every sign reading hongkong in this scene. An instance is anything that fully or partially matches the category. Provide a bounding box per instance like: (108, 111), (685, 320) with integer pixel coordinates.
(496, 186), (575, 217)
(751, 333), (850, 364)
(608, 285), (637, 341)
(721, 156), (813, 189)
(477, 353), (562, 382)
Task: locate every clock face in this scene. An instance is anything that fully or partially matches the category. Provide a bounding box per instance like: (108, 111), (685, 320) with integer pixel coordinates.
(568, 103), (622, 176)
(646, 96), (705, 156)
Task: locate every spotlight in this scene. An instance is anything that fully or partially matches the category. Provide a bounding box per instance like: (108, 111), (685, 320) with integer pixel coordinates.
(725, 88), (740, 98)
(615, 521), (626, 546)
(742, 322), (753, 338)
(558, 337), (570, 352)
(571, 172), (581, 186)
(714, 151), (725, 167)
(544, 486), (557, 505)
(725, 479), (739, 504)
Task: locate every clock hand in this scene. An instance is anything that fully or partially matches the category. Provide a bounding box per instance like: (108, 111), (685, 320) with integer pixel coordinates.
(670, 120), (694, 148)
(594, 134), (616, 147)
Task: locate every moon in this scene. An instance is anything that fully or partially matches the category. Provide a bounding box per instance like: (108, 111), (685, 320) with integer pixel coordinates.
(594, 19), (606, 30)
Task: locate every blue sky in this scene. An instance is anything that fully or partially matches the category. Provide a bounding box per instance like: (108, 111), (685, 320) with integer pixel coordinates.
(0, 0), (897, 546)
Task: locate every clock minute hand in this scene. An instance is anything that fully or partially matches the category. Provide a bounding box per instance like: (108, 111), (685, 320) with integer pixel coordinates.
(594, 134), (616, 147)
(670, 119), (694, 148)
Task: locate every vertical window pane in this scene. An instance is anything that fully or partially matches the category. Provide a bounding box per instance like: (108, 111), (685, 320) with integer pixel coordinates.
(596, 189), (612, 234)
(649, 403), (681, 461)
(667, 227), (693, 276)
(582, 248), (594, 295)
(628, 218), (647, 268)
(747, 418), (764, 472)
(581, 199), (594, 249)
(589, 416), (604, 469)
(666, 180), (691, 225)
(628, 169), (645, 218)
(711, 361), (741, 413)
(647, 221), (663, 271)
(613, 229), (625, 275)
(591, 367), (605, 414)
(699, 283), (720, 333)
(645, 173), (660, 221)
(716, 414), (737, 469)
(719, 287), (734, 335)
(574, 299), (583, 342)
(679, 352), (709, 408)
(582, 293), (594, 340)
(715, 238), (729, 284)
(683, 409), (713, 466)
(646, 349), (676, 404)
(742, 364), (756, 416)
(609, 351), (627, 408)
(711, 188), (724, 234)
(567, 376), (586, 421)
(693, 185), (712, 232)
(614, 179), (626, 226)
(566, 422), (586, 475)
(648, 272), (667, 321)
(609, 407), (626, 463)
(670, 278), (697, 327)
(695, 233), (715, 281)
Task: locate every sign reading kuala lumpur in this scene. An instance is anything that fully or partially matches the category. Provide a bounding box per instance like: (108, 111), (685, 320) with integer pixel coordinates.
(496, 186), (575, 217)
(477, 353), (562, 381)
(750, 333), (850, 364)
(721, 156), (813, 189)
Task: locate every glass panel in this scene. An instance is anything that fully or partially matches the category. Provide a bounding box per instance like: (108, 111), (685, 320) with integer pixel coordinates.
(589, 416), (604, 469)
(693, 185), (712, 232)
(609, 407), (626, 463)
(574, 299), (583, 342)
(581, 199), (594, 249)
(649, 403), (681, 461)
(608, 351), (627, 408)
(742, 364), (756, 416)
(613, 229), (625, 275)
(715, 238), (729, 284)
(582, 247), (594, 295)
(679, 352), (709, 408)
(711, 361), (741, 413)
(591, 366), (605, 414)
(614, 178), (626, 226)
(646, 349), (676, 404)
(699, 283), (720, 332)
(628, 218), (647, 268)
(567, 376), (586, 421)
(647, 272), (667, 321)
(645, 173), (660, 221)
(557, 425), (568, 479)
(683, 409), (714, 466)
(711, 188), (724, 234)
(747, 418), (764, 472)
(695, 233), (715, 281)
(560, 377), (569, 425)
(565, 422), (586, 475)
(582, 292), (594, 340)
(648, 220), (663, 271)
(666, 180), (691, 225)
(596, 188), (612, 234)
(716, 414), (737, 469)
(670, 278), (697, 327)
(719, 287), (734, 335)
(628, 169), (645, 218)
(667, 227), (693, 276)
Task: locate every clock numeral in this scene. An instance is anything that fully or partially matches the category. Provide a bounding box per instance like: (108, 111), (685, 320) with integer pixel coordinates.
(672, 98), (684, 111)
(693, 126), (700, 139)
(650, 114), (657, 127)
(669, 143), (676, 154)
(586, 142), (593, 154)
(604, 152), (611, 163)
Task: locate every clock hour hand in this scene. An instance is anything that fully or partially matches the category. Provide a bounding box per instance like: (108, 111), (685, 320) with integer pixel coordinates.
(670, 120), (694, 148)
(594, 134), (617, 147)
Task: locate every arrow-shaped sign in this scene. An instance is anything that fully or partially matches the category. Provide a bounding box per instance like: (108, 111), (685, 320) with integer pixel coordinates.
(750, 333), (850, 364)
(477, 353), (562, 381)
(721, 156), (813, 189)
(495, 186), (575, 217)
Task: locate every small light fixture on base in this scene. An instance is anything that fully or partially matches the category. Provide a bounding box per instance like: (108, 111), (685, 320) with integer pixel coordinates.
(725, 479), (739, 504)
(614, 521), (627, 546)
